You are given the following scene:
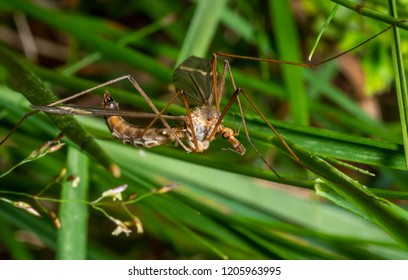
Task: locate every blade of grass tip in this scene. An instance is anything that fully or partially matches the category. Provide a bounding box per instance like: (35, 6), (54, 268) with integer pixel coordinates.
(57, 146), (89, 260)
(269, 0), (308, 126)
(0, 44), (121, 177)
(308, 4), (339, 61)
(176, 0), (229, 64)
(387, 0), (408, 171)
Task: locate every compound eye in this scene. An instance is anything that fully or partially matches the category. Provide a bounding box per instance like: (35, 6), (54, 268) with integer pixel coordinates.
(103, 92), (114, 104)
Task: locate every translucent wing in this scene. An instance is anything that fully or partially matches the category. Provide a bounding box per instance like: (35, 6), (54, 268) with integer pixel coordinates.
(31, 104), (185, 120)
(173, 56), (216, 106)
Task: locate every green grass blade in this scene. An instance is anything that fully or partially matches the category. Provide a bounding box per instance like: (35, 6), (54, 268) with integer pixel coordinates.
(387, 0), (408, 170)
(272, 137), (408, 249)
(102, 140), (407, 258)
(245, 115), (405, 170)
(269, 0), (308, 125)
(57, 146), (89, 260)
(176, 0), (229, 63)
(309, 4), (339, 61)
(2, 1), (408, 259)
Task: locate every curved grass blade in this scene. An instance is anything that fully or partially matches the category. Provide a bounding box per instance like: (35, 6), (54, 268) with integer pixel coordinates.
(387, 0), (408, 170)
(0, 44), (120, 177)
(103, 140), (407, 259)
(309, 4), (339, 61)
(271, 137), (408, 249)
(245, 116), (405, 171)
(269, 0), (307, 125)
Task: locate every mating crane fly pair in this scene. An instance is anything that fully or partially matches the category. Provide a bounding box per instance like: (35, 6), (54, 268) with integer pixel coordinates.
(25, 54), (299, 172)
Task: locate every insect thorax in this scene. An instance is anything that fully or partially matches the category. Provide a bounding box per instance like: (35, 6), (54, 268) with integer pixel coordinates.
(186, 105), (222, 152)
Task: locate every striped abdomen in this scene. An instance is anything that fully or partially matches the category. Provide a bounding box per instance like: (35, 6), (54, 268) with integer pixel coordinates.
(102, 92), (185, 148)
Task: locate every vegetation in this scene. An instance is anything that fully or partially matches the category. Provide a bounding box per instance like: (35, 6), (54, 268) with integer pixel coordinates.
(0, 0), (407, 259)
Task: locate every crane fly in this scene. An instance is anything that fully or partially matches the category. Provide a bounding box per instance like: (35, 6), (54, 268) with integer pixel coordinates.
(27, 56), (298, 176)
(1, 21), (400, 177)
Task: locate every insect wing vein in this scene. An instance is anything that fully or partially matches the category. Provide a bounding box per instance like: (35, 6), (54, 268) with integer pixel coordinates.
(173, 56), (216, 106)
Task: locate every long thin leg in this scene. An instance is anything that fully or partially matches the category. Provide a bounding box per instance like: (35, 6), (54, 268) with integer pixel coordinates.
(224, 60), (300, 162)
(179, 90), (199, 152)
(142, 89), (184, 132)
(137, 88), (191, 152)
(65, 75), (191, 152)
(1, 110), (39, 145)
(211, 54), (220, 112)
(213, 21), (403, 69)
(125, 75), (191, 152)
(2, 74), (191, 152)
(211, 53), (229, 111)
(49, 75), (132, 106)
(237, 87), (300, 164)
(205, 23), (405, 169)
(1, 75), (131, 145)
(206, 60), (300, 166)
(5, 22), (401, 147)
(206, 60), (234, 139)
(142, 88), (199, 152)
(206, 21), (403, 164)
(234, 92), (281, 176)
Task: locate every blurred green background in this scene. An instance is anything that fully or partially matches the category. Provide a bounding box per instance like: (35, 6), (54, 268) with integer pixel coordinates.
(0, 0), (408, 259)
